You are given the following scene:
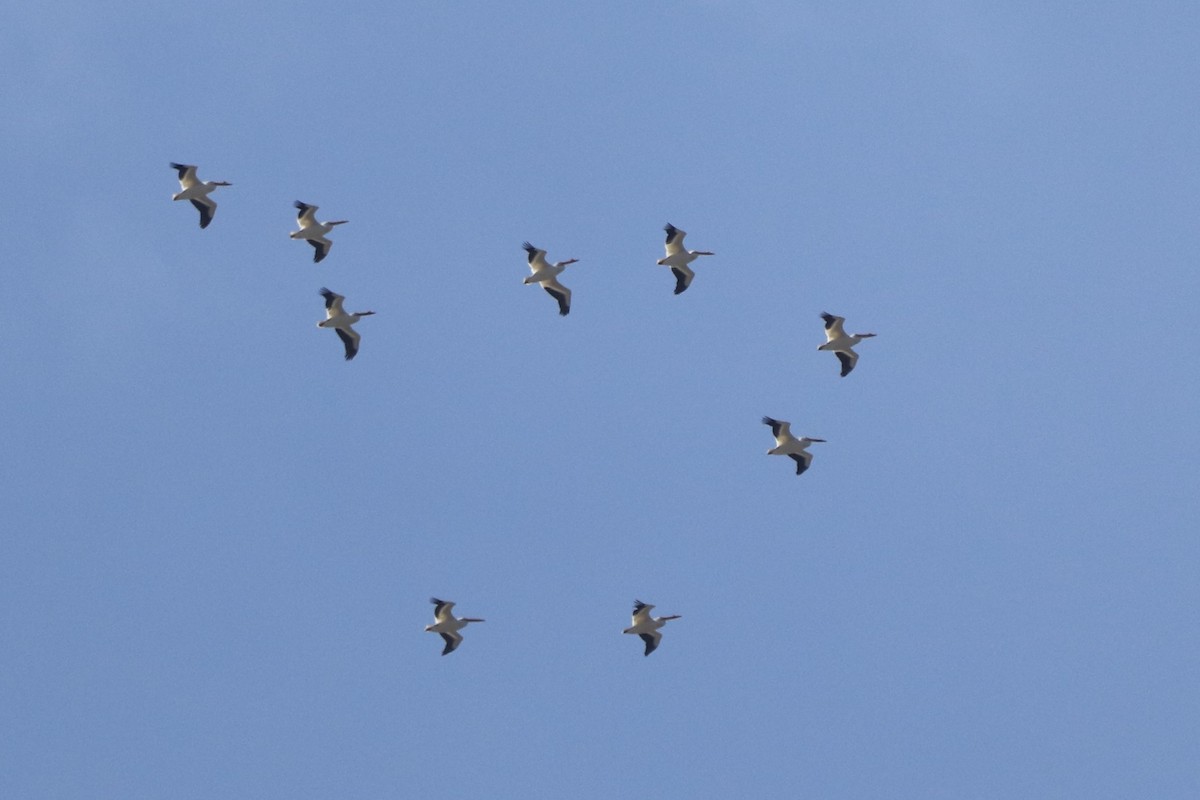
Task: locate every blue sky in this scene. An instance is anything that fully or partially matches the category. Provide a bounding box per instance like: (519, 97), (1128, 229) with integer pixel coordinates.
(3, 3), (1198, 798)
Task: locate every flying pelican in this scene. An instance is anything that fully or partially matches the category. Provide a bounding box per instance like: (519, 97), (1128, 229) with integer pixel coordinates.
(522, 241), (578, 316)
(425, 597), (485, 656)
(317, 288), (375, 361)
(291, 201), (348, 263)
(819, 312), (876, 377)
(762, 416), (826, 476)
(623, 600), (681, 656)
(657, 223), (714, 295)
(170, 163), (231, 229)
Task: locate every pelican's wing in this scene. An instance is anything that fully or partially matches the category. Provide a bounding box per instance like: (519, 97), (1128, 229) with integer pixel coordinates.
(671, 265), (694, 295)
(319, 288), (346, 316)
(820, 312), (846, 340)
(631, 600), (654, 624)
(835, 349), (858, 377)
(639, 631), (662, 656)
(294, 201), (318, 228)
(335, 327), (361, 361)
(189, 197), (216, 229)
(431, 597), (456, 622)
(439, 631), (463, 656)
(522, 241), (547, 271)
(762, 416), (791, 441)
(310, 237), (332, 263)
(543, 277), (571, 316)
(790, 451), (814, 476)
(663, 223), (685, 256)
(171, 162), (198, 188)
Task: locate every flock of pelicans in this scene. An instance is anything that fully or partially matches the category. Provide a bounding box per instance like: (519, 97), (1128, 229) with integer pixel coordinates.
(171, 161), (878, 657)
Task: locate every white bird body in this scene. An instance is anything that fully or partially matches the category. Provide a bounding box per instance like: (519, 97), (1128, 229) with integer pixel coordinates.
(622, 600), (682, 656)
(291, 201), (348, 263)
(522, 242), (577, 316)
(762, 416), (825, 476)
(818, 312), (876, 377)
(317, 288), (375, 360)
(657, 224), (713, 294)
(170, 163), (231, 228)
(425, 597), (485, 655)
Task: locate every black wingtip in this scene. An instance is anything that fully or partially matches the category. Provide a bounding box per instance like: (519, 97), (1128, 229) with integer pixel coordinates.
(671, 267), (691, 295)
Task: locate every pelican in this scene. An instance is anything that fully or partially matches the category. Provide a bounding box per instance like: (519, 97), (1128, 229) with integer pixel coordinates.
(762, 416), (825, 476)
(170, 163), (231, 229)
(657, 223), (714, 295)
(622, 600), (681, 656)
(522, 241), (577, 316)
(819, 312), (876, 377)
(291, 201), (348, 263)
(425, 597), (485, 656)
(317, 288), (375, 361)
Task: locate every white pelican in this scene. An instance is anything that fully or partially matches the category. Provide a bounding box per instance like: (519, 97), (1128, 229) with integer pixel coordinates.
(291, 201), (348, 263)
(622, 600), (681, 656)
(762, 416), (825, 476)
(170, 163), (231, 229)
(657, 223), (713, 295)
(522, 241), (578, 316)
(425, 597), (485, 656)
(819, 312), (876, 377)
(317, 288), (375, 361)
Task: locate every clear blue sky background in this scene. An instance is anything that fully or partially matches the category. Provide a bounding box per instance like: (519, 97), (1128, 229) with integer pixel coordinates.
(3, 3), (1197, 798)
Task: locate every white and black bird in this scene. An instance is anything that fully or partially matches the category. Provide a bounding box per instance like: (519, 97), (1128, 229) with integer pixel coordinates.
(317, 288), (375, 361)
(522, 241), (578, 316)
(291, 201), (348, 263)
(622, 600), (682, 656)
(657, 223), (714, 295)
(762, 416), (826, 476)
(425, 597), (485, 656)
(819, 312), (876, 377)
(170, 163), (231, 229)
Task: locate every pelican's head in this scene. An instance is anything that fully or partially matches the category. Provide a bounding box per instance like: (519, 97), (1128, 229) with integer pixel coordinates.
(661, 614), (682, 621)
(358, 311), (376, 317)
(807, 438), (827, 444)
(656, 258), (667, 266)
(211, 181), (232, 186)
(328, 220), (350, 226)
(462, 618), (485, 625)
(424, 624), (435, 632)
